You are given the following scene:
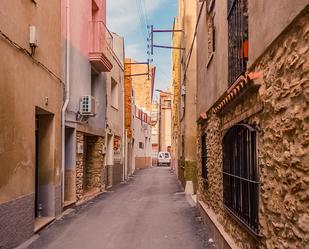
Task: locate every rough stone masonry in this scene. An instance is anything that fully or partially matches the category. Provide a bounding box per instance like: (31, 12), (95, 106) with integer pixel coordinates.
(197, 9), (309, 249)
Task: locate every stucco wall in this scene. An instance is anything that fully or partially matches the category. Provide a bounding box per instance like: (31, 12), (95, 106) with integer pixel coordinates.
(106, 33), (124, 141)
(248, 0), (308, 66)
(133, 116), (152, 165)
(196, 1), (228, 116)
(62, 0), (107, 136)
(182, 0), (197, 161)
(159, 95), (172, 152)
(0, 0), (62, 247)
(0, 0), (62, 207)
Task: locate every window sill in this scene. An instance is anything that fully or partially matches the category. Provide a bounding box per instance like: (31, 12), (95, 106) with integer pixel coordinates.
(206, 52), (215, 68)
(111, 105), (119, 111)
(223, 205), (261, 239)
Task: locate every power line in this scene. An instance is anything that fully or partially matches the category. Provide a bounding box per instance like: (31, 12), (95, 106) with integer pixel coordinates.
(136, 0), (148, 38)
(183, 1), (205, 78)
(0, 29), (63, 84)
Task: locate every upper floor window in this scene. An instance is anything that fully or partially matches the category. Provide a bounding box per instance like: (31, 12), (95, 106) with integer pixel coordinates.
(163, 100), (172, 109)
(207, 0), (216, 65)
(111, 78), (119, 109)
(139, 142), (144, 149)
(227, 0), (248, 85)
(223, 124), (259, 235)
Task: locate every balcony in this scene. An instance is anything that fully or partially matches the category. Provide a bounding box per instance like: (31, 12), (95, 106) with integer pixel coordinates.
(89, 21), (113, 72)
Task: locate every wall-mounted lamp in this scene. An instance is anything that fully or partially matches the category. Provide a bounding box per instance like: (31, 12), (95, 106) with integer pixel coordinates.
(29, 25), (38, 56)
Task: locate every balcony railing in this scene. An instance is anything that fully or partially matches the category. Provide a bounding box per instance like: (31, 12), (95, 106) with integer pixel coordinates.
(89, 21), (113, 72)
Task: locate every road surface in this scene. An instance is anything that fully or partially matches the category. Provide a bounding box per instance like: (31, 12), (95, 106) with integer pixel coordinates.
(28, 167), (215, 249)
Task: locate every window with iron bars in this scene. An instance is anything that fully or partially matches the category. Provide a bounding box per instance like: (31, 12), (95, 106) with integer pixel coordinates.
(223, 124), (259, 235)
(207, 0), (216, 65)
(227, 0), (248, 85)
(201, 133), (208, 180)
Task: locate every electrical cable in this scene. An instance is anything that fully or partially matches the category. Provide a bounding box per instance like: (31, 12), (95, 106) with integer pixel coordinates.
(0, 29), (64, 84)
(136, 0), (148, 38)
(183, 1), (205, 78)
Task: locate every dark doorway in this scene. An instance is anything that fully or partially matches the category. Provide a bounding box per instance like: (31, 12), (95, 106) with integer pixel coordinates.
(35, 116), (39, 218)
(34, 108), (55, 229)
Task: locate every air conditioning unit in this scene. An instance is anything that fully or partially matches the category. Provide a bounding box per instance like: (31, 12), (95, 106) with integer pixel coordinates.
(80, 95), (96, 116)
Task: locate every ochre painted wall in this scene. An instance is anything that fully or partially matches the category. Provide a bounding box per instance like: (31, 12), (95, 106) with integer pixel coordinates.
(0, 0), (62, 205)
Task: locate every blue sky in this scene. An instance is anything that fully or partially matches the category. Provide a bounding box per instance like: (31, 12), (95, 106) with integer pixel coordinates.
(107, 0), (177, 94)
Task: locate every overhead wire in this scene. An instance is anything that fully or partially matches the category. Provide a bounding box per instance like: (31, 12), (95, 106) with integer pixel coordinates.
(0, 29), (64, 84)
(183, 1), (205, 78)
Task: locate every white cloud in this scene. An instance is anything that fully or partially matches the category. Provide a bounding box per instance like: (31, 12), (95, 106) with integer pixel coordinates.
(107, 0), (165, 60)
(107, 0), (164, 36)
(125, 43), (145, 60)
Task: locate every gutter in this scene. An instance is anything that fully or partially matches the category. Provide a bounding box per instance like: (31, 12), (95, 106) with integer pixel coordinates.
(61, 0), (70, 203)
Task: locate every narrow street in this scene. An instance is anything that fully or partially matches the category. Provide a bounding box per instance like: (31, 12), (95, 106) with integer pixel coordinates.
(27, 168), (214, 249)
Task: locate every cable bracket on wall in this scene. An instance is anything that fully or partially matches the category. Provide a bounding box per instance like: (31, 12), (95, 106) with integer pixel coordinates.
(147, 25), (184, 55)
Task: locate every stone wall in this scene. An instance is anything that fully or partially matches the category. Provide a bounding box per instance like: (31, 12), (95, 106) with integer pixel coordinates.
(197, 9), (309, 249)
(76, 132), (105, 201)
(253, 10), (309, 248)
(85, 136), (105, 191)
(76, 132), (84, 200)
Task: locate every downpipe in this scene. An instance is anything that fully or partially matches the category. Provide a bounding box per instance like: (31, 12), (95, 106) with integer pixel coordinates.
(61, 0), (70, 204)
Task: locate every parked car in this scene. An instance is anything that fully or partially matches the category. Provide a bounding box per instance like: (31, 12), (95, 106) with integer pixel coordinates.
(157, 151), (171, 167)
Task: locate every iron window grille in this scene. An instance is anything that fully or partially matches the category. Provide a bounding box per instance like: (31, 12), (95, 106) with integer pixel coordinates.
(227, 0), (248, 85)
(207, 0), (216, 63)
(201, 133), (208, 180)
(223, 124), (259, 235)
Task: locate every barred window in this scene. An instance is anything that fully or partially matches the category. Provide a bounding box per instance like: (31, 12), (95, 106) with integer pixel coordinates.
(201, 133), (208, 180)
(207, 0), (216, 63)
(227, 0), (248, 85)
(223, 124), (259, 235)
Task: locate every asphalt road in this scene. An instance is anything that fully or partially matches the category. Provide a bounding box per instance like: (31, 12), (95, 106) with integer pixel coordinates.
(28, 167), (215, 249)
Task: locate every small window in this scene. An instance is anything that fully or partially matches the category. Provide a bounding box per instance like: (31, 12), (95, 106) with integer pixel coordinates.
(207, 0), (216, 63)
(163, 100), (172, 109)
(227, 0), (248, 85)
(201, 133), (208, 180)
(111, 78), (119, 109)
(223, 124), (259, 235)
(139, 142), (144, 149)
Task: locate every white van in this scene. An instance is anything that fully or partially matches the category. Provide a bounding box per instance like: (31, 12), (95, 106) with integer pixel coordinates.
(157, 151), (171, 167)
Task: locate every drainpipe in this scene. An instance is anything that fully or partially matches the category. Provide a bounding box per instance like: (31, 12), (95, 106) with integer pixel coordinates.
(122, 71), (126, 181)
(61, 0), (70, 203)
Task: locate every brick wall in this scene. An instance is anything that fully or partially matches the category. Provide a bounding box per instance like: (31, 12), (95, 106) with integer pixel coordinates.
(124, 59), (133, 139)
